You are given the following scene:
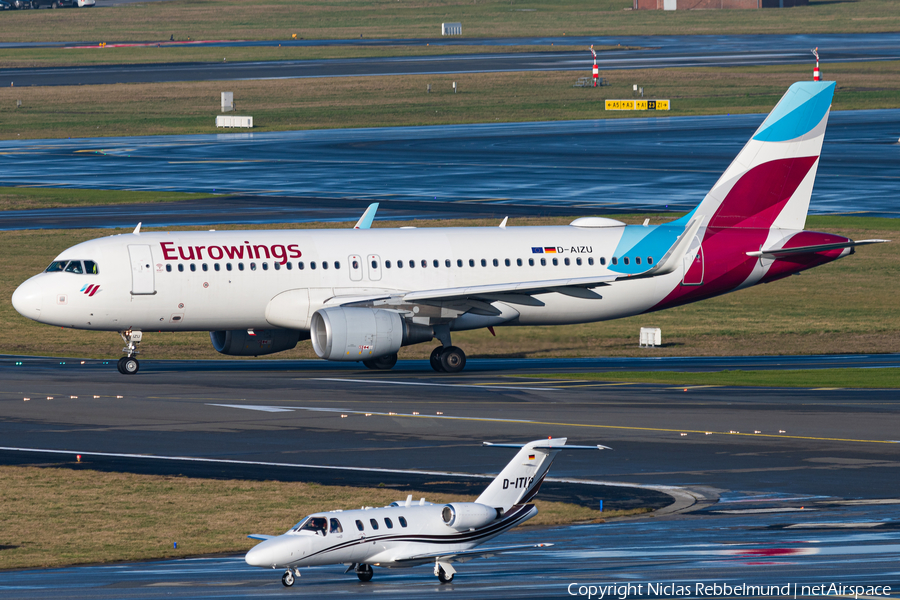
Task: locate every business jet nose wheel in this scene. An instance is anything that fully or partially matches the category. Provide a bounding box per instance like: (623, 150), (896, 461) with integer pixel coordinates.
(355, 563), (374, 582)
(281, 569), (294, 587)
(431, 346), (466, 373)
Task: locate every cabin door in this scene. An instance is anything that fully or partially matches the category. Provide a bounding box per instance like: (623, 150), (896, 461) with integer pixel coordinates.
(128, 245), (156, 295)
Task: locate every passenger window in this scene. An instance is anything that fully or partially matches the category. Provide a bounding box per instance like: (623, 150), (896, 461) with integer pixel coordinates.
(190, 263), (197, 272)
(433, 259), (438, 268)
(370, 519), (379, 530)
(421, 259), (427, 268)
(166, 264), (172, 272)
(528, 258), (534, 266)
(457, 259), (463, 267)
(612, 257), (618, 266)
(45, 261), (67, 273)
(227, 263), (233, 271)
(352, 260), (359, 270)
(237, 263), (244, 271)
(409, 260), (415, 268)
(273, 262), (280, 270)
(178, 264), (185, 272)
(202, 263), (209, 271)
(540, 258), (546, 266)
(599, 257), (605, 266)
(330, 518), (343, 533)
(624, 257), (630, 265)
(214, 263), (221, 271)
(505, 258), (511, 267)
(516, 258), (522, 267)
(589, 257), (595, 266)
(84, 260), (99, 275)
(648, 257), (653, 265)
(356, 520), (364, 532)
(445, 259), (451, 268)
(576, 257), (582, 266)
(398, 516), (407, 528)
(552, 258), (558, 266)
(298, 261), (305, 270)
(492, 259), (499, 267)
(635, 257), (641, 265)
(384, 518), (393, 529)
(481, 259), (487, 267)
(371, 260), (377, 269)
(64, 261), (84, 274)
(250, 262), (256, 271)
(397, 260), (403, 269)
(323, 261), (329, 270)
(386, 260), (392, 269)
(469, 259), (475, 267)
(564, 257), (570, 266)
(286, 262), (292, 270)
(334, 261), (340, 270)
(263, 262), (269, 270)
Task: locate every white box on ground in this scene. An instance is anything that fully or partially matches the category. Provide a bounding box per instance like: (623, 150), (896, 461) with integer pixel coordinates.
(442, 22), (462, 36)
(216, 116), (253, 128)
(221, 92), (234, 112)
(640, 327), (661, 347)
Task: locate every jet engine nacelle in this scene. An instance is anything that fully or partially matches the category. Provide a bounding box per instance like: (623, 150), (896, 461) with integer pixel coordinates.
(440, 502), (500, 531)
(210, 328), (303, 356)
(310, 307), (433, 361)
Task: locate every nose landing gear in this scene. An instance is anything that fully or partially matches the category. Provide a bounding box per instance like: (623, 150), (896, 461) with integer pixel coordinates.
(116, 330), (142, 375)
(281, 569), (295, 587)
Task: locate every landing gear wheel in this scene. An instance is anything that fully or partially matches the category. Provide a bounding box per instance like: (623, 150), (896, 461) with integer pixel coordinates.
(121, 357), (139, 375)
(116, 357), (127, 374)
(437, 565), (454, 583)
(439, 346), (466, 373)
(356, 563), (373, 582)
(363, 353), (398, 370)
(430, 347), (445, 372)
(281, 570), (294, 587)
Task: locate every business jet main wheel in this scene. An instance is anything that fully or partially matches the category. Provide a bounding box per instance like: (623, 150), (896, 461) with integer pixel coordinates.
(439, 346), (466, 373)
(356, 563), (374, 582)
(429, 347), (445, 372)
(363, 353), (398, 370)
(281, 570), (294, 587)
(120, 357), (139, 375)
(437, 566), (454, 583)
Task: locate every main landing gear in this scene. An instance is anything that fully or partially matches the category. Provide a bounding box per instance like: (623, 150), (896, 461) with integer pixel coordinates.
(435, 560), (456, 583)
(430, 345), (466, 373)
(116, 330), (142, 375)
(281, 568), (301, 587)
(355, 563), (374, 582)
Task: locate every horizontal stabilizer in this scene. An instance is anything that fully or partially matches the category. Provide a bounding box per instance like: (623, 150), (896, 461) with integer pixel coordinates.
(747, 239), (889, 259)
(484, 442), (611, 450)
(394, 542), (553, 565)
(247, 534), (275, 541)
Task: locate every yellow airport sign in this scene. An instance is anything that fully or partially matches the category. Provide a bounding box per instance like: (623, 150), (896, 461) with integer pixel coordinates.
(605, 100), (670, 111)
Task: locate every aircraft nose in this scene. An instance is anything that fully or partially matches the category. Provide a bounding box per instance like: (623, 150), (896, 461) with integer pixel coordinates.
(245, 536), (301, 568)
(11, 278), (43, 321)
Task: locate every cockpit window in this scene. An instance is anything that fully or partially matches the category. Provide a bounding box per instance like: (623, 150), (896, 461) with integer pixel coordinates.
(64, 261), (84, 274)
(45, 261), (67, 273)
(84, 261), (99, 275)
(300, 517), (328, 536)
(329, 518), (343, 534)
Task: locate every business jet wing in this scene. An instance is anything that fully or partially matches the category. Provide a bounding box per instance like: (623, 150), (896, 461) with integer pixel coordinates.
(392, 542), (553, 565)
(247, 534), (276, 541)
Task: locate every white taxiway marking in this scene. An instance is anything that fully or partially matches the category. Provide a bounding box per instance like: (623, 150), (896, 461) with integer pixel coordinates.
(310, 378), (559, 392)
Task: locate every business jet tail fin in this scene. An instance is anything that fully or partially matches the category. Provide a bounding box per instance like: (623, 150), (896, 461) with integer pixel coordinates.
(475, 438), (609, 512)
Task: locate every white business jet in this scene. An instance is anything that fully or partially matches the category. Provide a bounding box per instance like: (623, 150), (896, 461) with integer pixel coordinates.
(245, 437), (606, 585)
(11, 81), (887, 373)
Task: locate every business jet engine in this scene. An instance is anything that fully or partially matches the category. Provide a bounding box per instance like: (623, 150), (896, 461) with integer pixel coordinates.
(441, 503), (501, 531)
(210, 329), (304, 356)
(310, 307), (433, 361)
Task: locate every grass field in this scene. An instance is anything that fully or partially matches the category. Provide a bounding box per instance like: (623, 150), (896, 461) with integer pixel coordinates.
(1, 215), (896, 361)
(3, 61), (900, 140)
(0, 187), (218, 211)
(1, 0), (898, 43)
(0, 465), (634, 570)
(525, 368), (900, 389)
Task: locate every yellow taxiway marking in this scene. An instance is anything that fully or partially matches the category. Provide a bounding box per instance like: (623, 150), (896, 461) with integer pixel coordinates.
(255, 404), (900, 446)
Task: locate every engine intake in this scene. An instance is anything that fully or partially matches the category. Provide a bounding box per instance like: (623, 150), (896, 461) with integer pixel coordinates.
(210, 329), (303, 356)
(441, 502), (500, 530)
(310, 307), (432, 361)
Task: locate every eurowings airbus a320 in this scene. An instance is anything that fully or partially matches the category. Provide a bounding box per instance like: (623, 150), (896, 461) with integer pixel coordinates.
(244, 437), (605, 585)
(11, 81), (887, 374)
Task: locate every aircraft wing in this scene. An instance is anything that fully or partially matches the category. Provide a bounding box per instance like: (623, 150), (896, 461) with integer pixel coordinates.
(247, 534), (275, 541)
(747, 239), (889, 259)
(392, 542), (553, 565)
(401, 275), (618, 303)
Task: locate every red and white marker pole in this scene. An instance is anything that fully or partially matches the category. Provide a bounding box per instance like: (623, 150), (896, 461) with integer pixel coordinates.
(811, 47), (820, 81)
(590, 44), (599, 87)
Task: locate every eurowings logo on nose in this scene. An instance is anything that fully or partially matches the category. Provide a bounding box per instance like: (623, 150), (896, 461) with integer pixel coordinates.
(80, 284), (100, 297)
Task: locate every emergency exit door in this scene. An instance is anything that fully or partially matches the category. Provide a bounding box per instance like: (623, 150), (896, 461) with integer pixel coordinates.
(128, 245), (156, 295)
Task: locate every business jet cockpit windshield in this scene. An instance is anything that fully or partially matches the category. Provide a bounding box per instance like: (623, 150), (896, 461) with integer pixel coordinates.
(45, 260), (99, 275)
(290, 516), (328, 536)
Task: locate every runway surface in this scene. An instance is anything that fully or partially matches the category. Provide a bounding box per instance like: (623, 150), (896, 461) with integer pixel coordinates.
(2, 110), (899, 230)
(1, 354), (899, 598)
(2, 501), (899, 599)
(4, 33), (900, 87)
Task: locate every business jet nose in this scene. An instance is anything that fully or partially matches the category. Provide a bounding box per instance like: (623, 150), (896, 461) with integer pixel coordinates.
(245, 536), (301, 568)
(11, 278), (43, 321)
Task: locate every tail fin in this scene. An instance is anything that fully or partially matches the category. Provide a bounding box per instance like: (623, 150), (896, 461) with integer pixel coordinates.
(475, 438), (608, 512)
(691, 81), (836, 232)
